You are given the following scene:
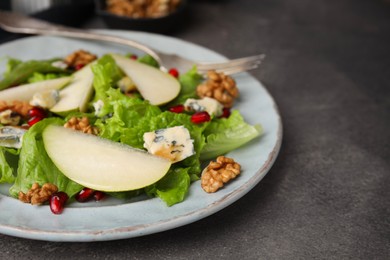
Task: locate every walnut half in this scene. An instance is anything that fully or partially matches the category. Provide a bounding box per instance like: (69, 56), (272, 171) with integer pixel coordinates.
(196, 71), (239, 108)
(201, 156), (241, 193)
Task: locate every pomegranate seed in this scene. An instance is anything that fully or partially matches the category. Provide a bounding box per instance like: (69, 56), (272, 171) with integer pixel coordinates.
(28, 107), (46, 119)
(50, 192), (69, 215)
(93, 191), (106, 201)
(220, 107), (231, 118)
(75, 64), (85, 70)
(168, 68), (179, 78)
(130, 54), (138, 60)
(191, 111), (211, 124)
(169, 104), (185, 113)
(27, 116), (43, 127)
(75, 188), (95, 202)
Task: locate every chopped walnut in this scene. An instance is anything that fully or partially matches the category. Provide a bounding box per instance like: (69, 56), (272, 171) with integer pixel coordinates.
(201, 156), (241, 193)
(18, 183), (58, 205)
(196, 70), (239, 108)
(64, 116), (99, 135)
(0, 100), (33, 118)
(64, 50), (97, 68)
(106, 0), (181, 19)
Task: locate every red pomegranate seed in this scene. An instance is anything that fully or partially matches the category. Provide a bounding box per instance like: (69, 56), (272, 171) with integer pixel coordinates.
(191, 111), (211, 124)
(169, 104), (185, 113)
(168, 68), (179, 78)
(220, 107), (231, 118)
(130, 54), (138, 60)
(75, 188), (95, 202)
(93, 191), (106, 201)
(50, 192), (69, 215)
(28, 107), (46, 119)
(75, 64), (85, 70)
(27, 116), (43, 127)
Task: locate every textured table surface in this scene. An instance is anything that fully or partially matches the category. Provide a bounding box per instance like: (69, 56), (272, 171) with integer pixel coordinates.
(0, 0), (389, 259)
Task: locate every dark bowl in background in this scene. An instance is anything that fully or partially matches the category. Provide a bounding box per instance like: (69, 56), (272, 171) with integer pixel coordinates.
(95, 0), (188, 33)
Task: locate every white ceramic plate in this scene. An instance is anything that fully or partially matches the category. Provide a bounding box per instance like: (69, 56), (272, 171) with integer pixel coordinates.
(0, 30), (282, 242)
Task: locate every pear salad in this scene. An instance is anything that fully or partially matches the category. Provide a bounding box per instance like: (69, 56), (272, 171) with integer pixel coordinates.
(0, 50), (262, 214)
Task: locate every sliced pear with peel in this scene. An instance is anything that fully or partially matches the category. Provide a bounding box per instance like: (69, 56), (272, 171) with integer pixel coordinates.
(0, 77), (71, 103)
(111, 54), (180, 105)
(43, 125), (172, 192)
(50, 64), (94, 115)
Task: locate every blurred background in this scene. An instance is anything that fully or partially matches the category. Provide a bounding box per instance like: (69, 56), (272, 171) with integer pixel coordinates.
(0, 0), (192, 34)
(0, 0), (97, 27)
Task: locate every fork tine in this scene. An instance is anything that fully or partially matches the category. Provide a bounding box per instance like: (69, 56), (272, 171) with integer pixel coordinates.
(196, 54), (265, 71)
(201, 62), (260, 76)
(197, 55), (264, 75)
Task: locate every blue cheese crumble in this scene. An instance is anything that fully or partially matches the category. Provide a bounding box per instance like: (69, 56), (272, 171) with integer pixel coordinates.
(184, 97), (223, 116)
(143, 126), (195, 163)
(93, 99), (105, 116)
(0, 126), (27, 149)
(29, 89), (60, 109)
(117, 76), (136, 93)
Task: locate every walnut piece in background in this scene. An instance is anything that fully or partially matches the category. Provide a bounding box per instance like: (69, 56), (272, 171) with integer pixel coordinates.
(106, 0), (181, 19)
(64, 50), (97, 69)
(201, 156), (241, 193)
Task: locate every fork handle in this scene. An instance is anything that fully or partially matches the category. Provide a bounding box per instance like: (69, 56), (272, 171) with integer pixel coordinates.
(0, 11), (164, 70)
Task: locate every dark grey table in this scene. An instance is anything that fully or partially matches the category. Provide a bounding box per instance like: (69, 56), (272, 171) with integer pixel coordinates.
(0, 0), (389, 259)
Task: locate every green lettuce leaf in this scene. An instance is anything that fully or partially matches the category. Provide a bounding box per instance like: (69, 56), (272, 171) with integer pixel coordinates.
(27, 72), (68, 83)
(0, 148), (17, 183)
(4, 58), (22, 76)
(9, 118), (83, 198)
(200, 110), (263, 160)
(0, 58), (68, 90)
(95, 88), (160, 142)
(145, 167), (191, 206)
(137, 55), (159, 68)
(91, 54), (124, 117)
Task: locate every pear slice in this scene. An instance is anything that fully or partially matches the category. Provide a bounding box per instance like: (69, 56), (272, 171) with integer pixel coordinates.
(0, 77), (71, 103)
(50, 64), (94, 115)
(42, 125), (172, 192)
(111, 54), (180, 105)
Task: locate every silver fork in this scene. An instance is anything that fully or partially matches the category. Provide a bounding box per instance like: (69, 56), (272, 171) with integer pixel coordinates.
(0, 10), (264, 75)
(158, 52), (265, 75)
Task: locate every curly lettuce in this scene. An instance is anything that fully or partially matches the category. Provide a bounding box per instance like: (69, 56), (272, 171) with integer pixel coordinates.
(0, 148), (18, 184)
(200, 110), (263, 160)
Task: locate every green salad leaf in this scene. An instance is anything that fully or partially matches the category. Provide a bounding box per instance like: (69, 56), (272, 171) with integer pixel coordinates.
(200, 110), (263, 160)
(0, 58), (69, 90)
(91, 54), (124, 117)
(137, 55), (159, 68)
(145, 167), (191, 206)
(0, 148), (17, 183)
(27, 72), (69, 83)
